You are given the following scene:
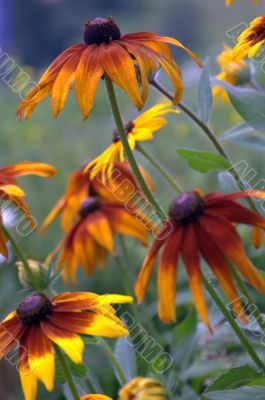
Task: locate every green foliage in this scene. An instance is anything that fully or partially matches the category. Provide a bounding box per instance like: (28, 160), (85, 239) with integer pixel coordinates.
(176, 149), (231, 173)
(197, 57), (213, 124)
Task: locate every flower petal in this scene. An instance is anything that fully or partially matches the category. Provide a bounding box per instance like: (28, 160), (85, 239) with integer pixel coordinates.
(81, 395), (113, 400)
(0, 184), (25, 197)
(181, 225), (211, 331)
(0, 162), (57, 178)
(86, 211), (114, 252)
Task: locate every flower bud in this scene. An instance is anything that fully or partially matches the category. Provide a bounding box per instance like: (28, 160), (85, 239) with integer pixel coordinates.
(118, 377), (168, 400)
(16, 259), (49, 290)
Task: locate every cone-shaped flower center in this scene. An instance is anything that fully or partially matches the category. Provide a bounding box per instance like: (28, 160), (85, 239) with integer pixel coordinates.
(79, 197), (101, 218)
(84, 17), (121, 45)
(169, 192), (204, 225)
(17, 294), (53, 326)
(113, 121), (135, 143)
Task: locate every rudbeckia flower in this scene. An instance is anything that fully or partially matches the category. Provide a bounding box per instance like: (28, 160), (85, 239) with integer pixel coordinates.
(81, 396), (112, 400)
(40, 161), (154, 233)
(135, 189), (265, 330)
(0, 291), (132, 400)
(86, 103), (179, 180)
(233, 17), (265, 59)
(16, 16), (202, 120)
(226, 0), (260, 6)
(213, 44), (250, 101)
(0, 161), (56, 257)
(119, 377), (168, 400)
(50, 195), (148, 282)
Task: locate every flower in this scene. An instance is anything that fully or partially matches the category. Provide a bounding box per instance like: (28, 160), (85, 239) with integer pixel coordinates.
(0, 291), (132, 400)
(86, 103), (179, 180)
(226, 0), (260, 6)
(0, 161), (56, 258)
(16, 259), (49, 290)
(16, 17), (202, 120)
(40, 161), (155, 233)
(81, 396), (112, 400)
(213, 44), (250, 100)
(118, 377), (168, 400)
(233, 17), (265, 59)
(49, 195), (148, 282)
(135, 189), (265, 329)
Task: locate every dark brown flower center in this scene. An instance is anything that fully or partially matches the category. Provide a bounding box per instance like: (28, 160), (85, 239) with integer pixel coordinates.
(17, 294), (52, 326)
(169, 192), (204, 225)
(112, 121), (134, 143)
(84, 17), (121, 45)
(79, 197), (101, 218)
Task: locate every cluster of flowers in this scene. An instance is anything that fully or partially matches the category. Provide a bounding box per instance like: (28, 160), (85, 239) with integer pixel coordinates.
(1, 1), (265, 398)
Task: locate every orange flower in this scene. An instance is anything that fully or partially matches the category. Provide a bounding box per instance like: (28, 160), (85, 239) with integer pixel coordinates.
(226, 0), (260, 6)
(0, 161), (56, 257)
(135, 189), (265, 330)
(50, 195), (148, 282)
(0, 291), (132, 400)
(16, 17), (202, 120)
(233, 17), (265, 59)
(40, 161), (154, 233)
(81, 396), (112, 400)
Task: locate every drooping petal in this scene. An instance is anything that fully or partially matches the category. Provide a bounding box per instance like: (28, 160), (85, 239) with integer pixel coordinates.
(75, 45), (103, 119)
(39, 197), (66, 234)
(81, 395), (113, 400)
(19, 342), (38, 400)
(52, 47), (84, 117)
(181, 224), (211, 331)
(73, 230), (97, 275)
(0, 162), (57, 178)
(135, 235), (167, 303)
(0, 184), (25, 197)
(103, 204), (148, 245)
(86, 211), (114, 252)
(201, 213), (265, 295)
(100, 42), (143, 109)
(195, 221), (248, 323)
(252, 226), (264, 249)
(0, 314), (25, 358)
(158, 227), (182, 323)
(26, 326), (55, 392)
(41, 320), (84, 364)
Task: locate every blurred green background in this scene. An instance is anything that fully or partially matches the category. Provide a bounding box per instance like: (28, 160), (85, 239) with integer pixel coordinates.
(1, 0), (265, 399)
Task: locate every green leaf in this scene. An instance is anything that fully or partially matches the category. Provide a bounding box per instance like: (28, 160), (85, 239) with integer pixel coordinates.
(204, 366), (261, 393)
(220, 123), (265, 151)
(197, 57), (213, 123)
(213, 80), (265, 132)
(202, 386), (265, 400)
(172, 308), (197, 370)
(114, 337), (136, 383)
(177, 149), (231, 173)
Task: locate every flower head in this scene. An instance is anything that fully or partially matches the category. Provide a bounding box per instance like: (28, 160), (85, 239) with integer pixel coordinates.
(135, 189), (265, 330)
(213, 44), (250, 100)
(40, 161), (154, 234)
(0, 161), (56, 258)
(226, 0), (260, 6)
(0, 291), (132, 400)
(233, 17), (265, 59)
(118, 377), (168, 400)
(49, 194), (149, 282)
(86, 103), (179, 180)
(16, 17), (202, 120)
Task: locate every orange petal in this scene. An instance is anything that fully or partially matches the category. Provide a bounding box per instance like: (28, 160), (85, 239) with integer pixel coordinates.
(75, 45), (103, 119)
(81, 395), (113, 400)
(181, 225), (211, 331)
(101, 42), (143, 109)
(39, 197), (66, 234)
(0, 184), (25, 197)
(158, 228), (182, 323)
(252, 226), (264, 249)
(0, 161), (56, 178)
(86, 211), (114, 252)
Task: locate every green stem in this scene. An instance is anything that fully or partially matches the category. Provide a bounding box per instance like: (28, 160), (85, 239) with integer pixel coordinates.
(104, 74), (166, 220)
(2, 225), (42, 292)
(136, 143), (182, 193)
(202, 274), (265, 371)
(229, 264), (265, 333)
(54, 345), (80, 400)
(84, 377), (96, 393)
(151, 77), (256, 211)
(97, 337), (127, 385)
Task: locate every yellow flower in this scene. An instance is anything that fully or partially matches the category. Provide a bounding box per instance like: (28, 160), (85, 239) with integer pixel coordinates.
(0, 291), (132, 400)
(86, 103), (179, 180)
(213, 44), (250, 101)
(226, 0), (260, 6)
(118, 377), (168, 400)
(233, 16), (265, 59)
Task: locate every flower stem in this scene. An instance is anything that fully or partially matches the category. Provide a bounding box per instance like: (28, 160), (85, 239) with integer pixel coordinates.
(202, 274), (265, 371)
(104, 74), (166, 220)
(2, 225), (42, 292)
(54, 344), (80, 400)
(97, 337), (127, 385)
(136, 143), (182, 193)
(150, 77), (257, 211)
(229, 264), (265, 333)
